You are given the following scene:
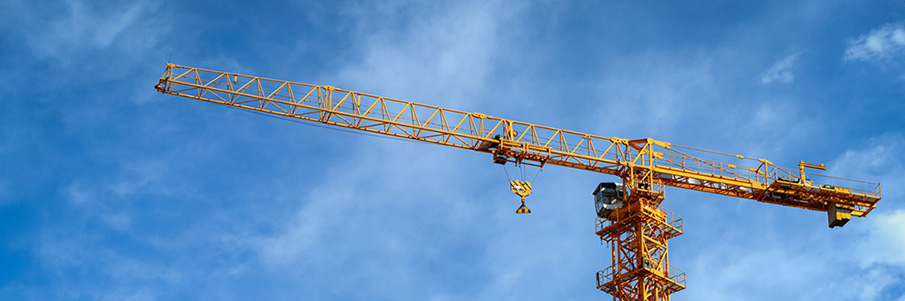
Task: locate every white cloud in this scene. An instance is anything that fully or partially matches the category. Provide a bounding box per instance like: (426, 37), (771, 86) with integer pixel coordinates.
(761, 51), (803, 84)
(2, 0), (171, 108)
(252, 138), (501, 297)
(738, 98), (823, 157)
(830, 133), (905, 200)
(845, 22), (905, 62)
(676, 133), (905, 301)
(34, 228), (171, 300)
(833, 134), (905, 300)
(327, 0), (523, 109)
(4, 0), (162, 65)
(591, 52), (719, 137)
(248, 2), (613, 293)
(860, 210), (905, 266)
(830, 135), (905, 268)
(38, 1), (131, 54)
(679, 221), (905, 301)
(247, 3), (606, 298)
(856, 267), (905, 301)
(64, 158), (179, 232)
(686, 247), (830, 300)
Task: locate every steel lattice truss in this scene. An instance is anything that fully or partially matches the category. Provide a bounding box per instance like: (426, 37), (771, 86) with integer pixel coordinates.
(156, 63), (883, 300)
(156, 63), (879, 216)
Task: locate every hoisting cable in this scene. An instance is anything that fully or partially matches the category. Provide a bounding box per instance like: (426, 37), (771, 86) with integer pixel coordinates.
(531, 165), (542, 184)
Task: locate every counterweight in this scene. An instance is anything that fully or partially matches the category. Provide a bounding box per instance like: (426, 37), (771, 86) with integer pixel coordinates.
(156, 63), (881, 300)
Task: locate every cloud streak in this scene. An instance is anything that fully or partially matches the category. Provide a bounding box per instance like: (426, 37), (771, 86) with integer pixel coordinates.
(13, 0), (157, 62)
(845, 22), (905, 62)
(328, 0), (523, 110)
(761, 51), (803, 84)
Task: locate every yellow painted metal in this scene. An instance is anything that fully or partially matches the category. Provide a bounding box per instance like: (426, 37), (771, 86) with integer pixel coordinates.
(596, 192), (685, 300)
(799, 161), (827, 183)
(510, 180), (532, 214)
(156, 63), (883, 300)
(154, 63), (880, 216)
(510, 180), (532, 199)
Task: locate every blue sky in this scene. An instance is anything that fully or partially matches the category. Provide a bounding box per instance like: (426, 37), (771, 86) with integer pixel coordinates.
(2, 0), (904, 300)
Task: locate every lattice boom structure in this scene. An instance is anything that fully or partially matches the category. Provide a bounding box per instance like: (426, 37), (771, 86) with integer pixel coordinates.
(156, 63), (882, 300)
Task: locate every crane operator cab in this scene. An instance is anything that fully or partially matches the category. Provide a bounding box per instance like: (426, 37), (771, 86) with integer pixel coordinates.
(593, 182), (625, 218)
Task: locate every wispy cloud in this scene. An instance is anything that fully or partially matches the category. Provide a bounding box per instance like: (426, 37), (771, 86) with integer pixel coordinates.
(830, 133), (905, 199)
(328, 0), (523, 109)
(860, 210), (905, 266)
(591, 52), (719, 138)
(845, 22), (905, 62)
(33, 227), (174, 300)
(834, 134), (905, 299)
(25, 0), (151, 59)
(761, 51), (804, 84)
(831, 134), (905, 267)
(679, 133), (905, 301)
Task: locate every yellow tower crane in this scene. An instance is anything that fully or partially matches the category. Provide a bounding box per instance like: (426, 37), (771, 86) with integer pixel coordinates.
(155, 63), (881, 300)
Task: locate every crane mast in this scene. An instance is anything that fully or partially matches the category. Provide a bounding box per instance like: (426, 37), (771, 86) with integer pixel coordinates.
(156, 63), (881, 300)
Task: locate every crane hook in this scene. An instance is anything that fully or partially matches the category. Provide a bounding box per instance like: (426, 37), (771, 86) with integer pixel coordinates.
(510, 180), (532, 214)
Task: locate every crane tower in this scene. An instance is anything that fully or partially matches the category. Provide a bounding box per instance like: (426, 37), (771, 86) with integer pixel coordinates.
(156, 64), (881, 300)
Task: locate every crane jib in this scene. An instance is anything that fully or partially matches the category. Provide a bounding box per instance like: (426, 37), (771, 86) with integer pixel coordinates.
(155, 63), (879, 219)
(156, 63), (881, 300)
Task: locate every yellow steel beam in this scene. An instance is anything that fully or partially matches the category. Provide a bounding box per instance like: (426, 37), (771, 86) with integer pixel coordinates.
(155, 63), (881, 216)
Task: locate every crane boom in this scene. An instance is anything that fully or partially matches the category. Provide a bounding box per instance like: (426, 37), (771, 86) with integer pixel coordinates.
(154, 63), (880, 217)
(156, 63), (881, 300)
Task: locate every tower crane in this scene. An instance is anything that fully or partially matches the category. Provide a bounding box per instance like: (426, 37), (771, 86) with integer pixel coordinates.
(155, 63), (881, 300)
